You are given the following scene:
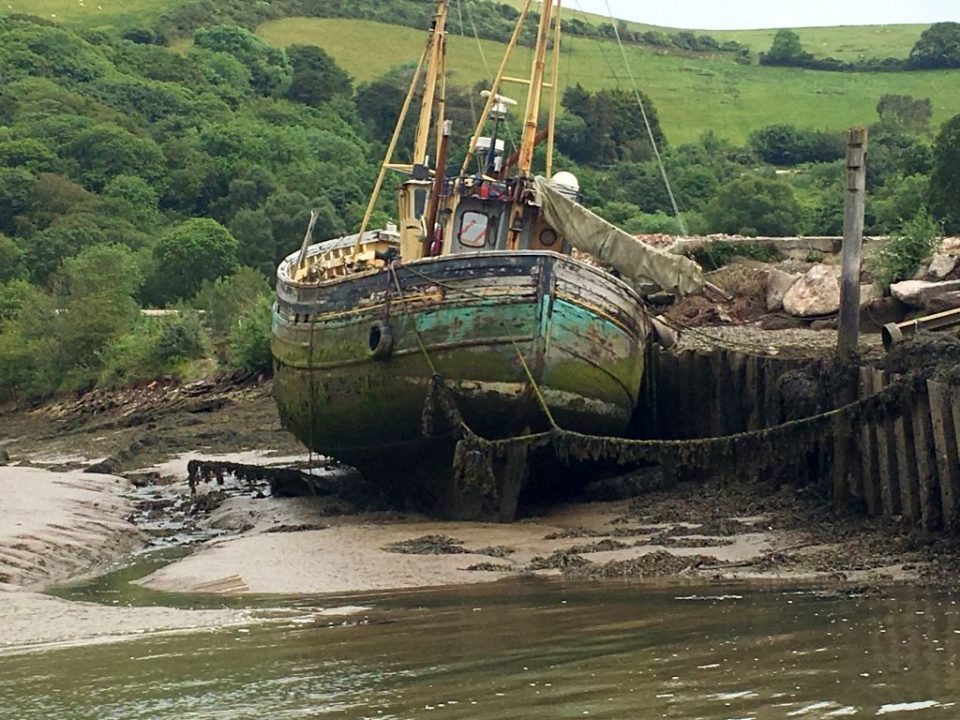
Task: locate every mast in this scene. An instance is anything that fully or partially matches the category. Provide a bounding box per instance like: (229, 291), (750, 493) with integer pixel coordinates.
(413, 1), (448, 169)
(546, 1), (562, 178)
(460, 0), (534, 175)
(517, 0), (554, 177)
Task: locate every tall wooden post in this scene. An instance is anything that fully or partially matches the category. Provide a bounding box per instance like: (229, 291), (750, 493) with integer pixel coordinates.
(837, 126), (868, 361)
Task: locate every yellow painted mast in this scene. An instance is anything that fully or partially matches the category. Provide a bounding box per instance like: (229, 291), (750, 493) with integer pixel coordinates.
(398, 0), (449, 260)
(460, 0), (534, 175)
(413, 1), (447, 166)
(546, 1), (562, 179)
(517, 0), (554, 177)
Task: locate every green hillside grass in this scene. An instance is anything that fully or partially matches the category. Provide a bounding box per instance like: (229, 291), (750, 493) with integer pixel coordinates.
(4, 0), (177, 30)
(499, 0), (929, 59)
(257, 17), (960, 144)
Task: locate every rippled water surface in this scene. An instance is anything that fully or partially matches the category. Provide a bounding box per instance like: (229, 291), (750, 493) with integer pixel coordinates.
(2, 580), (959, 719)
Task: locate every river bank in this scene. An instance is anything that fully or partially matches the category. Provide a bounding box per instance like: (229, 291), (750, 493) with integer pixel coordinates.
(1, 337), (958, 652)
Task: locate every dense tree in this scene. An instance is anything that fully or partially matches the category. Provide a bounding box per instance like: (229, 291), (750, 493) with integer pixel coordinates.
(865, 129), (933, 190)
(0, 168), (36, 236)
(101, 175), (162, 229)
(908, 22), (960, 69)
(54, 244), (143, 387)
(193, 25), (292, 96)
(761, 29), (812, 66)
(559, 85), (665, 166)
(748, 124), (844, 166)
(21, 214), (109, 285)
(876, 94), (933, 135)
(0, 235), (23, 283)
(0, 139), (59, 173)
(930, 113), (960, 233)
(148, 218), (240, 305)
(704, 176), (803, 236)
(62, 123), (167, 191)
(285, 45), (352, 106)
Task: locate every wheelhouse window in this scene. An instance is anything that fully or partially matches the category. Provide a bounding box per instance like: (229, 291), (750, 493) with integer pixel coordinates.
(457, 211), (489, 248)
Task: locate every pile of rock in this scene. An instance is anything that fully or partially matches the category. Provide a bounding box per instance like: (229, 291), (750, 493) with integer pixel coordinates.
(761, 237), (960, 332)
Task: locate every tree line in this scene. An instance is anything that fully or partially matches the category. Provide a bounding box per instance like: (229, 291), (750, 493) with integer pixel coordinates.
(0, 12), (958, 403)
(760, 22), (960, 71)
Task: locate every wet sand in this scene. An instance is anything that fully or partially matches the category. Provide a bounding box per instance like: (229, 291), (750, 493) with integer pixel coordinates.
(138, 496), (784, 595)
(0, 466), (262, 652)
(0, 466), (137, 588)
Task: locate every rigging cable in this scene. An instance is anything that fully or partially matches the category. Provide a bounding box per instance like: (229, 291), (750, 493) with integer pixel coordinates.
(455, 0), (479, 128)
(463, 0), (491, 72)
(571, 0), (624, 84)
(603, 0), (688, 235)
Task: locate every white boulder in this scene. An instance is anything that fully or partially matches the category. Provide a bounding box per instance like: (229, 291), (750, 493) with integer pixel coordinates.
(782, 264), (841, 317)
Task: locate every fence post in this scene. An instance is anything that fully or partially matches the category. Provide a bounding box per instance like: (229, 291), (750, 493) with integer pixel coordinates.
(837, 126), (868, 361)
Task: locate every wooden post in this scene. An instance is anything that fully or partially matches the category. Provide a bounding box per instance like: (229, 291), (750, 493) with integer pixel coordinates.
(837, 126), (868, 361)
(929, 380), (960, 530)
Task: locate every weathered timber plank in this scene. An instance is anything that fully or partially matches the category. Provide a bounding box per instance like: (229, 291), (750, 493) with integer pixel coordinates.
(764, 357), (781, 429)
(859, 367), (881, 515)
(745, 354), (760, 431)
(929, 380), (960, 531)
(710, 349), (725, 436)
(874, 370), (901, 517)
(911, 387), (941, 530)
(832, 412), (852, 508)
(894, 408), (920, 523)
(729, 351), (748, 435)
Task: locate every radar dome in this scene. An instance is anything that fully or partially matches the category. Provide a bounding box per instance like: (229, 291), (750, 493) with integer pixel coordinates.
(550, 171), (580, 192)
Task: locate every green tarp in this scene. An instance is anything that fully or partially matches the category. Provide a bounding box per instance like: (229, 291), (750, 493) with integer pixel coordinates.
(534, 176), (704, 296)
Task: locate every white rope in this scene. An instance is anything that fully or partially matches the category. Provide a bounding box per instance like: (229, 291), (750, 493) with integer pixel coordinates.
(603, 0), (687, 235)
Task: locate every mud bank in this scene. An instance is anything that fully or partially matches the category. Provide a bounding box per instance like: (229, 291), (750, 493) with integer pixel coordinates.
(138, 471), (960, 596)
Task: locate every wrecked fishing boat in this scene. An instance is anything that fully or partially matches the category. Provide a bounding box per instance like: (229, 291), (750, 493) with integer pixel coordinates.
(272, 0), (704, 520)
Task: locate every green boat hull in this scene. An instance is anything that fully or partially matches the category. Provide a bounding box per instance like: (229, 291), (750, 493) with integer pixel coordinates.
(272, 250), (648, 519)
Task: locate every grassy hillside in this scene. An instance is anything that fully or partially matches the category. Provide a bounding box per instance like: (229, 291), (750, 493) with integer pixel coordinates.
(499, 0), (929, 59)
(5, 1), (957, 144)
(257, 17), (960, 144)
(4, 0), (177, 30)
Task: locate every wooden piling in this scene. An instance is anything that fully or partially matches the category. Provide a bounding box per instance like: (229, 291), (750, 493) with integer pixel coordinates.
(858, 367), (881, 515)
(911, 386), (941, 530)
(745, 355), (761, 431)
(893, 407), (920, 523)
(874, 369), (901, 517)
(831, 412), (852, 508)
(837, 126), (868, 362)
(929, 380), (960, 530)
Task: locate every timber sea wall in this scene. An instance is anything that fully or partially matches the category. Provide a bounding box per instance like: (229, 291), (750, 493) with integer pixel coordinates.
(645, 346), (960, 532)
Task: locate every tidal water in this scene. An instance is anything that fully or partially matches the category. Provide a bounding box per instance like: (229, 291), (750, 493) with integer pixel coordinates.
(2, 579), (959, 719)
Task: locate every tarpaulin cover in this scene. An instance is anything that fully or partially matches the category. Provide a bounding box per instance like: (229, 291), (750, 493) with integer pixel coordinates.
(534, 176), (704, 295)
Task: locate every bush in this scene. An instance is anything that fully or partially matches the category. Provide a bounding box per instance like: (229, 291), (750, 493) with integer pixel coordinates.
(692, 244), (783, 271)
(190, 267), (270, 336)
(868, 208), (941, 288)
(228, 294), (273, 373)
(99, 312), (210, 387)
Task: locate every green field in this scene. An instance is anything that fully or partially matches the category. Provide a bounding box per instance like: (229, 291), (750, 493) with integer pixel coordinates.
(6, 1), (957, 144)
(3, 0), (178, 31)
(257, 17), (960, 144)
(499, 0), (930, 59)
